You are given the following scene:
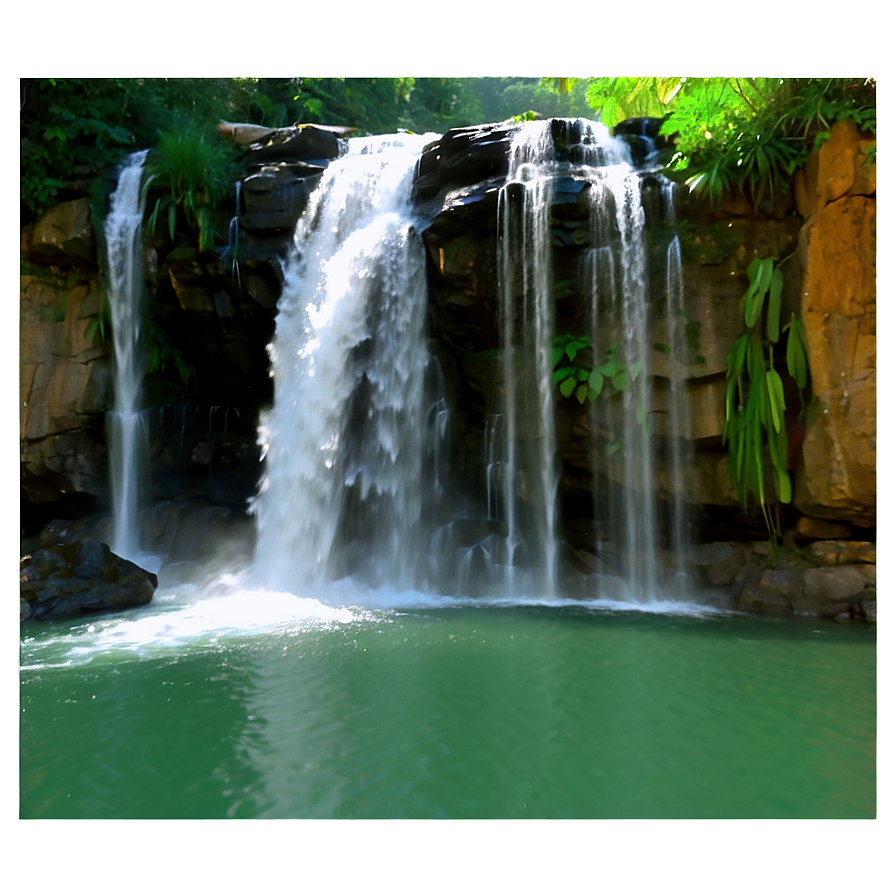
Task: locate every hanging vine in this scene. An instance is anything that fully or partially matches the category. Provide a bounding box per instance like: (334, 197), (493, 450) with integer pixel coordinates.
(723, 257), (810, 550)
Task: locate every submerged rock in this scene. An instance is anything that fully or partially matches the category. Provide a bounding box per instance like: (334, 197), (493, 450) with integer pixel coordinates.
(20, 541), (157, 622)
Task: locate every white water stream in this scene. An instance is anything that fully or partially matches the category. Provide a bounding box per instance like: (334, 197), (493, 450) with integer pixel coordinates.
(252, 133), (439, 593)
(104, 150), (150, 565)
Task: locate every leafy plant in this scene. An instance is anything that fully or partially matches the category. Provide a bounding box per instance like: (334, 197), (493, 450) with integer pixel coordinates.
(146, 316), (193, 388)
(142, 128), (238, 252)
(551, 333), (643, 404)
(661, 78), (876, 205)
(723, 258), (810, 549)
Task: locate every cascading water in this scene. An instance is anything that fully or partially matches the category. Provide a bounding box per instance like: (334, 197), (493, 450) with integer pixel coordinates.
(253, 119), (691, 603)
(252, 133), (441, 593)
(579, 121), (693, 599)
(104, 149), (150, 564)
(495, 120), (562, 596)
(492, 119), (692, 602)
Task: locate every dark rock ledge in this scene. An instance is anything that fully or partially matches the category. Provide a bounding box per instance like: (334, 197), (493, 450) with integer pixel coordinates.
(20, 541), (157, 622)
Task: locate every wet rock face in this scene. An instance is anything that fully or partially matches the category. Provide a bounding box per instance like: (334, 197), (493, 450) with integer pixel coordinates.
(20, 541), (157, 622)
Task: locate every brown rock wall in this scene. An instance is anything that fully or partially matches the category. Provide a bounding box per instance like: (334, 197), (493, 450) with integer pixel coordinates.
(794, 121), (876, 526)
(20, 268), (111, 507)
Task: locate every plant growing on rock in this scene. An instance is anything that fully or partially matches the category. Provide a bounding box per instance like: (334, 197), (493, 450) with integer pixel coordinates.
(142, 128), (239, 252)
(552, 333), (643, 405)
(723, 257), (810, 551)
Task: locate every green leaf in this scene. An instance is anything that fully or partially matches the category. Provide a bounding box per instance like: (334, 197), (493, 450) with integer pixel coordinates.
(575, 384), (588, 404)
(785, 314), (808, 389)
(612, 370), (630, 392)
(588, 369), (604, 396)
(559, 377), (576, 398)
(765, 368), (785, 433)
(746, 331), (765, 384)
(551, 347), (565, 368)
(766, 268), (783, 343)
(553, 365), (574, 383)
(727, 332), (749, 379)
(725, 374), (738, 423)
(777, 467), (792, 503)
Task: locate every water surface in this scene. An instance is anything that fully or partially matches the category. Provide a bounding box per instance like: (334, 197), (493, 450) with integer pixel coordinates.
(20, 582), (875, 819)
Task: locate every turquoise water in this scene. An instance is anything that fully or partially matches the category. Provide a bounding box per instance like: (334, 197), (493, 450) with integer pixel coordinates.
(20, 581), (875, 819)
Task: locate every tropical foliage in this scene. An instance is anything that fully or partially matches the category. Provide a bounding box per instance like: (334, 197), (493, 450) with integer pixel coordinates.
(552, 333), (643, 405)
(723, 257), (810, 546)
(559, 77), (876, 205)
(142, 128), (239, 252)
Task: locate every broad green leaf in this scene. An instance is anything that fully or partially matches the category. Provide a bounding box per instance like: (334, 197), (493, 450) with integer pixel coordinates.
(766, 268), (783, 343)
(588, 369), (604, 396)
(576, 368), (589, 381)
(725, 375), (738, 422)
(576, 384), (588, 404)
(746, 257), (763, 283)
(747, 331), (765, 384)
(553, 365), (574, 383)
(559, 377), (576, 398)
(551, 347), (565, 368)
(565, 343), (579, 361)
(765, 368), (785, 433)
(727, 332), (749, 378)
(786, 315), (808, 389)
(758, 258), (774, 295)
(777, 467), (792, 503)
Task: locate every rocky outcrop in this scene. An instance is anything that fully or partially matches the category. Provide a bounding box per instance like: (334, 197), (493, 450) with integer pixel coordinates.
(20, 231), (111, 519)
(20, 540), (157, 622)
(793, 120), (876, 526)
(29, 197), (96, 263)
(33, 499), (256, 587)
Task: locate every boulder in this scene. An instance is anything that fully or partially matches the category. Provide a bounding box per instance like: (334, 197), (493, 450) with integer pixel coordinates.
(793, 565), (873, 617)
(30, 198), (96, 263)
(20, 541), (157, 622)
(688, 541), (748, 587)
(241, 163), (323, 232)
(806, 540), (875, 566)
(794, 516), (853, 540)
(243, 124), (345, 164)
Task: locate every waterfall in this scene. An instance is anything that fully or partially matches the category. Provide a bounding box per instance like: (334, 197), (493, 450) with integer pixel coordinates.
(252, 119), (692, 603)
(577, 121), (692, 600)
(492, 119), (692, 602)
(496, 120), (562, 595)
(104, 149), (150, 564)
(252, 133), (440, 593)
